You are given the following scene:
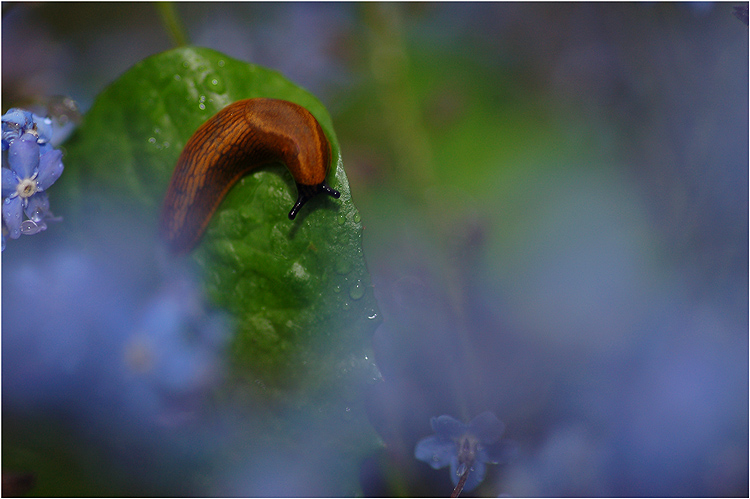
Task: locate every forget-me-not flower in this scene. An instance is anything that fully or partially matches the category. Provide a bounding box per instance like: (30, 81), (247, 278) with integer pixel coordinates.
(2, 132), (63, 240)
(415, 411), (511, 493)
(2, 106), (65, 250)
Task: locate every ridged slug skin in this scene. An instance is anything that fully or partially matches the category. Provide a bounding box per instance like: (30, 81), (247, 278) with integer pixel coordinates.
(159, 98), (340, 253)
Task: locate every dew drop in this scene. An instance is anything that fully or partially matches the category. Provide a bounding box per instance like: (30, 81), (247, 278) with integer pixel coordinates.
(198, 95), (207, 110)
(456, 463), (467, 476)
(148, 137), (156, 144)
(353, 213), (361, 223)
(342, 301), (350, 311)
(20, 220), (40, 235)
(349, 279), (365, 300)
(218, 59), (225, 67)
(333, 284), (342, 294)
(173, 74), (181, 81)
(334, 259), (352, 275)
(337, 214), (346, 225)
(367, 310), (378, 320)
(205, 72), (225, 93)
(30, 208), (44, 223)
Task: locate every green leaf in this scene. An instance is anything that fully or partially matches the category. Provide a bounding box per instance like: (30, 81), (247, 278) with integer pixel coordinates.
(59, 46), (382, 495)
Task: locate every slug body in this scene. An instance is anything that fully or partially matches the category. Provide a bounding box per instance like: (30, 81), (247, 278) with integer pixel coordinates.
(160, 98), (340, 253)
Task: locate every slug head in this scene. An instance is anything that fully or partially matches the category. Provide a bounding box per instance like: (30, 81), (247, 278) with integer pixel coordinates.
(289, 180), (341, 220)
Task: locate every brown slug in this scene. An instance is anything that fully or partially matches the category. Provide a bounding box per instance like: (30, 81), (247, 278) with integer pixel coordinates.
(159, 98), (340, 253)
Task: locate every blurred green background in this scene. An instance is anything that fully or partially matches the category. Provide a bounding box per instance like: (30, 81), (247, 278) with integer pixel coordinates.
(2, 2), (747, 497)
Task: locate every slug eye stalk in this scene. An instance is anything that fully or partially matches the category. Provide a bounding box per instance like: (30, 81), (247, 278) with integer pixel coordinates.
(289, 180), (340, 220)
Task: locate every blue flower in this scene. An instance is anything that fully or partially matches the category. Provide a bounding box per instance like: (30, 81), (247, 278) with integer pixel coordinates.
(1, 108), (53, 151)
(2, 132), (63, 239)
(1, 108), (66, 249)
(415, 411), (510, 492)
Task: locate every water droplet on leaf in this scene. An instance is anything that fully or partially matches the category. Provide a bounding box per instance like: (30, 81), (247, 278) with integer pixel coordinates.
(349, 279), (364, 300)
(205, 73), (225, 93)
(334, 259), (352, 275)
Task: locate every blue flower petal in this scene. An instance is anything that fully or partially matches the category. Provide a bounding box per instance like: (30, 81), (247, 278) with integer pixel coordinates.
(2, 168), (18, 197)
(430, 414), (467, 439)
(415, 434), (457, 470)
(2, 196), (23, 239)
(9, 133), (40, 180)
(468, 411), (504, 444)
(36, 149), (64, 190)
(481, 440), (518, 465)
(448, 457), (462, 486)
(2, 109), (34, 128)
(1, 109), (33, 149)
(24, 192), (49, 222)
(38, 142), (54, 156)
(460, 459), (487, 492)
(33, 115), (54, 144)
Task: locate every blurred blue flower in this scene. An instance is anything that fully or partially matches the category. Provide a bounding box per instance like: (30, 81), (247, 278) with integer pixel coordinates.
(2, 231), (229, 431)
(415, 411), (510, 492)
(1, 131), (63, 241)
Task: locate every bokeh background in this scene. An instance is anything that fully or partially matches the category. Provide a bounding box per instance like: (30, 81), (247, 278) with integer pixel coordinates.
(2, 2), (748, 497)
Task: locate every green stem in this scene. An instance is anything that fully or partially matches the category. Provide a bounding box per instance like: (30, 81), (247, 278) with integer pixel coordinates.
(361, 3), (436, 208)
(155, 2), (189, 47)
(362, 2), (482, 423)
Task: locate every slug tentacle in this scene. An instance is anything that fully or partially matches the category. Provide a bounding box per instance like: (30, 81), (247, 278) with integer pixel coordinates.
(159, 98), (340, 253)
(289, 180), (341, 220)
